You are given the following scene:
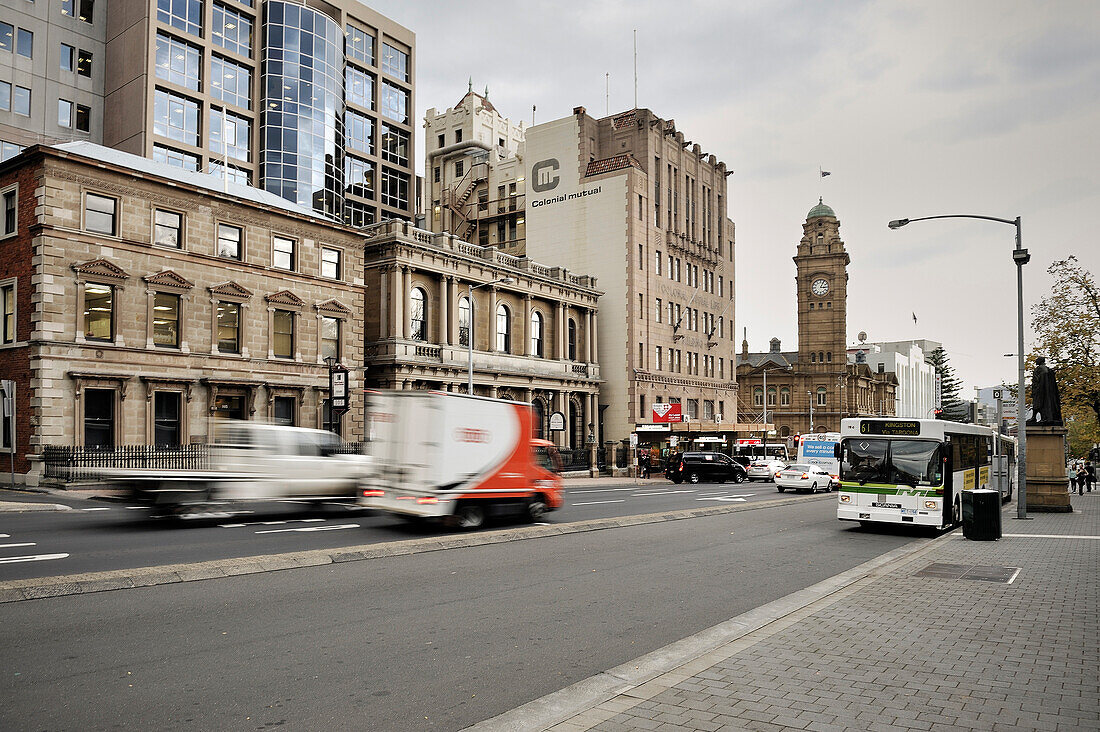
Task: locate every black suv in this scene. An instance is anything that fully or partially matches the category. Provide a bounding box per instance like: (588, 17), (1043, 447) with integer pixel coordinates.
(665, 452), (748, 484)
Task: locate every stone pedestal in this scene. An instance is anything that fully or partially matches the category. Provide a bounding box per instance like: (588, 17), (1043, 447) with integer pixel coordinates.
(1025, 424), (1073, 512)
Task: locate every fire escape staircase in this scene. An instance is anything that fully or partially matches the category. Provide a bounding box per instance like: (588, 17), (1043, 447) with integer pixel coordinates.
(442, 161), (488, 241)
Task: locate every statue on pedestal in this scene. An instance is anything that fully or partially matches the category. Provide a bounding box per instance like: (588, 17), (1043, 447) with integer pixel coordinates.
(1027, 356), (1063, 426)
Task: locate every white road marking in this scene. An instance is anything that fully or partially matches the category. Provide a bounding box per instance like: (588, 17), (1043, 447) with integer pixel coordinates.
(567, 487), (642, 495)
(0, 542), (36, 549)
(82, 507), (111, 512)
(255, 523), (359, 534)
(697, 493), (756, 503)
(571, 500), (626, 506)
(1002, 534), (1100, 540)
(632, 490), (696, 497)
(125, 506), (147, 510)
(0, 553), (69, 564)
(220, 518), (326, 529)
(0, 534), (8, 538)
(1006, 568), (1022, 584)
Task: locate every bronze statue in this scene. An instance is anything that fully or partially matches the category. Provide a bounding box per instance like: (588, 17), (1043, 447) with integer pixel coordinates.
(1027, 356), (1063, 426)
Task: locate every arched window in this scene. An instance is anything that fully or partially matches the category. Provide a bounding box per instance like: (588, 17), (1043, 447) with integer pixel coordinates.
(495, 303), (511, 352)
(826, 352), (832, 363)
(780, 387), (791, 406)
(767, 387), (776, 406)
(780, 426), (790, 437)
(457, 296), (471, 347)
(532, 399), (545, 440)
(810, 352), (816, 363)
(530, 311), (544, 357)
(753, 387), (763, 406)
(817, 387), (827, 406)
(409, 287), (426, 341)
(567, 318), (577, 361)
(818, 351), (825, 363)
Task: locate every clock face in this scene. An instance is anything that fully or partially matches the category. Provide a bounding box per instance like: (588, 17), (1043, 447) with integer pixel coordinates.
(811, 278), (830, 296)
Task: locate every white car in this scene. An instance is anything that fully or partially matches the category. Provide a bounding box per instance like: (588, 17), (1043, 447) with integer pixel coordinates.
(775, 463), (834, 493)
(747, 459), (787, 481)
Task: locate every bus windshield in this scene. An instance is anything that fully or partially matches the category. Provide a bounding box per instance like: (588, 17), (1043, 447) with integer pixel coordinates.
(842, 439), (943, 487)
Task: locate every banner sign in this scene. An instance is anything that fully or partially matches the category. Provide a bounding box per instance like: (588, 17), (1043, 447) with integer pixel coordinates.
(330, 366), (349, 412)
(652, 403), (682, 423)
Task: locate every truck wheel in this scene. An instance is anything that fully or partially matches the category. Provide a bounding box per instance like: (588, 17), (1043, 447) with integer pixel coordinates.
(454, 503), (486, 530)
(527, 497), (549, 523)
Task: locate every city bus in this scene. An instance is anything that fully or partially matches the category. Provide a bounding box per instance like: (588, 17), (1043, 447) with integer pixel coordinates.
(837, 418), (1008, 529)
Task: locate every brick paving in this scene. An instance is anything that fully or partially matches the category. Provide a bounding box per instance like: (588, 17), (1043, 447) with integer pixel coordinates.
(555, 493), (1100, 732)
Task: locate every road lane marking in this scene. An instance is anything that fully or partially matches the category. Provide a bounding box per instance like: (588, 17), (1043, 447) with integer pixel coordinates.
(0, 534), (8, 538)
(220, 518), (327, 528)
(0, 543), (36, 549)
(571, 500), (626, 506)
(82, 507), (111, 512)
(632, 490), (696, 496)
(567, 488), (642, 495)
(255, 523), (359, 534)
(697, 494), (756, 503)
(0, 553), (69, 564)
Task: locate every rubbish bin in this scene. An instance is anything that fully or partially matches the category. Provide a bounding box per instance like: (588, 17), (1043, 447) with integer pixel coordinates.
(962, 488), (1001, 541)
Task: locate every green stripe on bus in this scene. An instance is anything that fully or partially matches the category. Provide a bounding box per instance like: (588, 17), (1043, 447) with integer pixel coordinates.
(839, 482), (939, 497)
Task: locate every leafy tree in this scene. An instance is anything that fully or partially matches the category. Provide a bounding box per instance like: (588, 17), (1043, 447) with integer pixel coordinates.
(1030, 256), (1100, 456)
(927, 346), (968, 421)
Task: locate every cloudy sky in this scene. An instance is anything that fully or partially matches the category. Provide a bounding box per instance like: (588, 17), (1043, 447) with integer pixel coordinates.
(370, 0), (1100, 395)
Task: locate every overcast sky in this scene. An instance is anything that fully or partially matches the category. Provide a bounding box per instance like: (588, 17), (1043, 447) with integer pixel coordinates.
(370, 0), (1100, 395)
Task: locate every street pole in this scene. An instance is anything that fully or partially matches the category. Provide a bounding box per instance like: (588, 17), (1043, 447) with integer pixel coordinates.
(808, 391), (814, 434)
(762, 368), (767, 462)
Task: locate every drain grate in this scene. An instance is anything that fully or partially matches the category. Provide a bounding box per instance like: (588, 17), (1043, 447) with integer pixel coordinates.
(914, 563), (1021, 584)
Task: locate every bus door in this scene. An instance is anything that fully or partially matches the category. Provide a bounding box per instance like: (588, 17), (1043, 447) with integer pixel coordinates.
(943, 440), (955, 526)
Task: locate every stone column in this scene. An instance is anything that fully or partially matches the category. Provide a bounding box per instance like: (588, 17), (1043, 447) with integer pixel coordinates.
(522, 295), (532, 356)
(590, 310), (598, 362)
(584, 309), (593, 362)
(556, 303), (565, 360)
(487, 286), (498, 353)
(401, 267), (412, 339)
(390, 266), (403, 339)
(439, 275), (450, 346)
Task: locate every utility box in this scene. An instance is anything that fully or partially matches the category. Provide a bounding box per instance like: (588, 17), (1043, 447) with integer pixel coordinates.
(962, 489), (1001, 541)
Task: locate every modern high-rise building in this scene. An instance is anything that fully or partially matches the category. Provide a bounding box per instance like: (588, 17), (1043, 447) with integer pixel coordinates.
(0, 0), (415, 223)
(524, 106), (738, 446)
(847, 338), (939, 419)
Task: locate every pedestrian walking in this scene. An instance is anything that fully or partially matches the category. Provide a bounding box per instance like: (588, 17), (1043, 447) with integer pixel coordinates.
(1086, 461), (1096, 493)
(638, 450), (650, 479)
(1068, 463), (1079, 495)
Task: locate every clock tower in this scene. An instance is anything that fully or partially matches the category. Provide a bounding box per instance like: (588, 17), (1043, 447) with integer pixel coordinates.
(795, 198), (849, 368)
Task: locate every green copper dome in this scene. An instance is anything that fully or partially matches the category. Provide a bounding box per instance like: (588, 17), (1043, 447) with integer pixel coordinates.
(807, 197), (836, 220)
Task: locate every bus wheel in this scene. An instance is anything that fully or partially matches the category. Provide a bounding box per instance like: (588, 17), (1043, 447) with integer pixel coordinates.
(526, 497), (549, 523)
(453, 503), (486, 530)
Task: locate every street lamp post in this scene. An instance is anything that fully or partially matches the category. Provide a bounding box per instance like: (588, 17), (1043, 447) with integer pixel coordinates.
(466, 277), (515, 395)
(808, 391), (814, 433)
(888, 214), (1029, 519)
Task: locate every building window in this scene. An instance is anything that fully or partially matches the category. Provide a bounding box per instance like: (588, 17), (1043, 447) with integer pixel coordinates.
(272, 309), (294, 358)
(83, 389), (114, 449)
(76, 49), (93, 77)
(380, 124), (409, 166)
(153, 144), (199, 171)
(154, 209), (182, 248)
(767, 387), (776, 407)
(60, 43), (74, 72)
(458, 296), (470, 347)
(83, 283), (114, 341)
(826, 352), (832, 362)
(212, 394), (246, 420)
(381, 43), (409, 81)
(154, 392), (181, 446)
(2, 187), (15, 236)
(0, 142), (19, 162)
(321, 316), (340, 360)
(154, 89), (200, 146)
(0, 23), (10, 54)
(211, 55), (250, 108)
(217, 223), (242, 259)
(342, 200), (374, 228)
(1, 283), (14, 344)
(158, 0), (203, 37)
(753, 387), (763, 407)
(817, 387), (827, 406)
(346, 65), (373, 110)
(704, 400), (714, 421)
(409, 287), (426, 341)
(13, 86), (30, 116)
(345, 24), (373, 65)
(495, 303), (511, 353)
(454, 129), (463, 143)
(61, 0), (96, 23)
(210, 107), (250, 161)
(454, 160), (464, 178)
(212, 3), (252, 56)
(655, 298), (662, 323)
(16, 28), (33, 59)
(655, 251), (662, 275)
(153, 292), (180, 347)
(380, 168), (409, 209)
(272, 235), (295, 270)
(216, 301), (240, 352)
(380, 82), (408, 124)
(346, 111), (374, 154)
(84, 193), (117, 236)
(780, 387), (790, 406)
(655, 345), (662, 371)
(274, 395), (295, 426)
(567, 318), (577, 361)
(59, 99), (73, 128)
(321, 247), (341, 279)
(530, 311), (543, 357)
(75, 104), (91, 132)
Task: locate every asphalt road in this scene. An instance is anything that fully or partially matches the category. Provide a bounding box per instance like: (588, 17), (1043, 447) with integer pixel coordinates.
(0, 498), (927, 731)
(0, 479), (808, 580)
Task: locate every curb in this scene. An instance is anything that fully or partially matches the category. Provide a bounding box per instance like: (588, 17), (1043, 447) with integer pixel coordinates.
(0, 502), (73, 513)
(464, 523), (958, 732)
(0, 492), (832, 603)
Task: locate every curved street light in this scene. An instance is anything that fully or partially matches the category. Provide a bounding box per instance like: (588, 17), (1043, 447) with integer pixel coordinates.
(466, 276), (515, 395)
(888, 214), (1030, 519)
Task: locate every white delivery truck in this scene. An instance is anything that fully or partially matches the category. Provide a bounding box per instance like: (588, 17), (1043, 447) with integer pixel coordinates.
(797, 431), (841, 489)
(360, 391), (563, 529)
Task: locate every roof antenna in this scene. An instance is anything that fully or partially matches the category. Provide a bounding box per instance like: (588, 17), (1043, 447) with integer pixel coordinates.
(633, 29), (638, 109)
(468, 76), (472, 93)
(605, 72), (610, 116)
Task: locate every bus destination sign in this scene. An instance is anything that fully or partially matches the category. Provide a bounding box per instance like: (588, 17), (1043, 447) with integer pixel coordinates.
(859, 420), (921, 436)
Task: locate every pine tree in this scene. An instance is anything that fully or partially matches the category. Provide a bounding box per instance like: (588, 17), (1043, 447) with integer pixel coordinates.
(927, 346), (968, 421)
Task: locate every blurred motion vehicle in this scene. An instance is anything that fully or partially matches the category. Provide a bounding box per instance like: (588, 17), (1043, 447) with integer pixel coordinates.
(775, 463), (834, 493)
(746, 459), (787, 481)
(360, 391), (563, 529)
(665, 452), (748, 484)
(797, 432), (841, 489)
(101, 422), (370, 516)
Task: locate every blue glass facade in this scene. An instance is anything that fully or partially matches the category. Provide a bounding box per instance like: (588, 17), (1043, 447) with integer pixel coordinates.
(261, 1), (343, 218)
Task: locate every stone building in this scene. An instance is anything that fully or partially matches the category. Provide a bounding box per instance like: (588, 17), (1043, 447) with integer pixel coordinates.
(361, 220), (602, 449)
(524, 106), (739, 447)
(737, 200), (897, 437)
(0, 142), (367, 481)
(423, 83), (526, 251)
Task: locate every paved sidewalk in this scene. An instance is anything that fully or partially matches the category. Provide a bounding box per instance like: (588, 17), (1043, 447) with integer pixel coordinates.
(484, 493), (1100, 732)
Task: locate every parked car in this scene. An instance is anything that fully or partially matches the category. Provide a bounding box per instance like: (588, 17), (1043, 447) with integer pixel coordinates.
(666, 452), (748, 484)
(747, 459), (787, 482)
(775, 463), (834, 493)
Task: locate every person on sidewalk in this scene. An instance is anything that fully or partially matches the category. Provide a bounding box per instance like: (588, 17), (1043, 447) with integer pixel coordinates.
(638, 450), (650, 479)
(1068, 463), (1079, 495)
(1086, 461), (1096, 493)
